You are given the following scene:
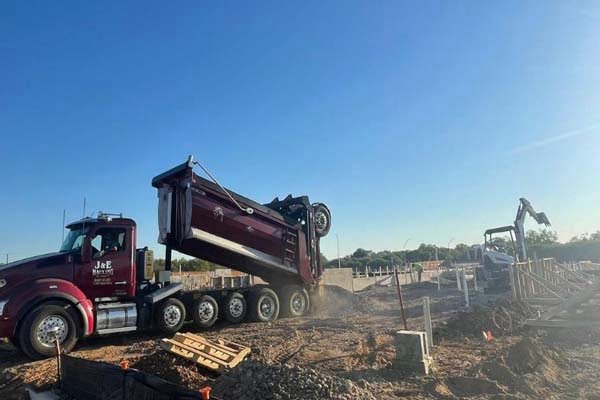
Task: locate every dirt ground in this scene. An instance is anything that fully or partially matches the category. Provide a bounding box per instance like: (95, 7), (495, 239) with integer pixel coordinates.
(3, 282), (600, 399)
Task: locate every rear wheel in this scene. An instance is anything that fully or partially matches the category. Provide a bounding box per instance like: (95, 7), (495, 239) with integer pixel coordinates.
(222, 292), (247, 324)
(279, 286), (310, 318)
(9, 336), (21, 350)
(155, 298), (186, 334)
(19, 303), (79, 360)
(249, 288), (280, 322)
(192, 295), (219, 328)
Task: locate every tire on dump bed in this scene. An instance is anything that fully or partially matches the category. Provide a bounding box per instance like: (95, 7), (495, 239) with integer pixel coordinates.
(313, 203), (331, 237)
(249, 287), (280, 322)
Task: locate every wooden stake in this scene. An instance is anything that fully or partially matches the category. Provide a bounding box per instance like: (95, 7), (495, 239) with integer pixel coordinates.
(394, 266), (408, 330)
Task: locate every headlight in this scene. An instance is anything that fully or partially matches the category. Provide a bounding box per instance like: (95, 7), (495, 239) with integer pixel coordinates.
(0, 279), (6, 288)
(0, 300), (7, 316)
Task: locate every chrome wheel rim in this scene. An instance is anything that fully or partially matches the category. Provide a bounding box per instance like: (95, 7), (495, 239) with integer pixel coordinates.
(197, 302), (215, 323)
(37, 315), (68, 348)
(259, 296), (275, 319)
(229, 298), (244, 318)
(315, 211), (328, 231)
(163, 305), (182, 327)
(291, 292), (306, 314)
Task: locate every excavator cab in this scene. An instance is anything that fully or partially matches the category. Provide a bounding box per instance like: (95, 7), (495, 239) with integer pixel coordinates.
(483, 226), (518, 262)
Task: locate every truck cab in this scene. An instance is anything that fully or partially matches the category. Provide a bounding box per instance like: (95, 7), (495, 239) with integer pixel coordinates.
(64, 216), (137, 298)
(0, 214), (165, 359)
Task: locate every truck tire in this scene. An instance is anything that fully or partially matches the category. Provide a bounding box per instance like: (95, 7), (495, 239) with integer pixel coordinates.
(313, 203), (331, 237)
(249, 288), (280, 322)
(192, 295), (219, 329)
(222, 292), (247, 324)
(9, 336), (21, 350)
(19, 304), (79, 360)
(279, 286), (310, 318)
(155, 298), (186, 334)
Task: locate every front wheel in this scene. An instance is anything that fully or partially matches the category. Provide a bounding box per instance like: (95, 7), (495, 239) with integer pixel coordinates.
(249, 288), (280, 322)
(19, 304), (79, 360)
(155, 298), (186, 334)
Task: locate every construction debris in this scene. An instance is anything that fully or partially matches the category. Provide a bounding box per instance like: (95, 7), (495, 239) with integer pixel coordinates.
(160, 333), (251, 373)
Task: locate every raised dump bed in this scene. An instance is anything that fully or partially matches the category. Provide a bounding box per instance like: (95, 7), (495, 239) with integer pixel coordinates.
(152, 156), (331, 286)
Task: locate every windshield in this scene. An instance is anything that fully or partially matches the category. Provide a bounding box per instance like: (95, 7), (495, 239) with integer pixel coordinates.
(60, 227), (90, 252)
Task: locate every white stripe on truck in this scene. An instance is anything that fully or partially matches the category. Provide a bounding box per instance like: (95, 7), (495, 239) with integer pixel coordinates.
(189, 228), (297, 274)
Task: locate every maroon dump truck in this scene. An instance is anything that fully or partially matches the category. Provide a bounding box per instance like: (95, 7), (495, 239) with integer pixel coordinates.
(0, 156), (331, 359)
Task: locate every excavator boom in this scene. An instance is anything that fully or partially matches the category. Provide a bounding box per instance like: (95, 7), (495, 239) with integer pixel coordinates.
(514, 198), (551, 260)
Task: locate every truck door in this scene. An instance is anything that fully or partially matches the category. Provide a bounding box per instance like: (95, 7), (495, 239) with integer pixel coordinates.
(75, 226), (134, 299)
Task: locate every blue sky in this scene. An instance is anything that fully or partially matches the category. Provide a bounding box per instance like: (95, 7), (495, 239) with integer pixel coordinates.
(1, 1), (600, 261)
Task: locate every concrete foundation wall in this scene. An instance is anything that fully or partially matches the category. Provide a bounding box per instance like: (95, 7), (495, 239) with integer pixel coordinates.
(321, 268), (354, 292)
(352, 271), (439, 292)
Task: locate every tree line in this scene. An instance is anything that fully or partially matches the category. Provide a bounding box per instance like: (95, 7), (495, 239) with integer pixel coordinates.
(325, 229), (600, 268)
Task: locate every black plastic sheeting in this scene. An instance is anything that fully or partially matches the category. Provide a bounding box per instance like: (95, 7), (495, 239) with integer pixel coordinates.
(60, 355), (203, 400)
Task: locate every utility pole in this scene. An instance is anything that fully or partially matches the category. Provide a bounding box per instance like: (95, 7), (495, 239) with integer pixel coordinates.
(336, 234), (341, 269)
(448, 238), (454, 261)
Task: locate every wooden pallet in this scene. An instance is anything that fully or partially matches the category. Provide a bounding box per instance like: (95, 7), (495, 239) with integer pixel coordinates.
(160, 332), (251, 373)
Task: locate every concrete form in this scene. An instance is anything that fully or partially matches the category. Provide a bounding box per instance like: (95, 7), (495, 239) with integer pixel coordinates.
(393, 330), (433, 375)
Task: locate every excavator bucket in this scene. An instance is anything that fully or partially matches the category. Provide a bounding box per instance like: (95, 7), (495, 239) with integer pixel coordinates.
(534, 212), (551, 226)
(160, 332), (251, 373)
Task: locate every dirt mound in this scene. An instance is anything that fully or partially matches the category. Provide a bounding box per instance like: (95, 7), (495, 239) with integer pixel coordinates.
(446, 376), (504, 397)
(131, 351), (212, 391)
(428, 376), (505, 398)
(478, 361), (537, 396)
(313, 285), (383, 316)
(434, 306), (491, 338)
(404, 281), (439, 290)
(212, 360), (377, 400)
(435, 300), (534, 339)
(506, 337), (564, 376)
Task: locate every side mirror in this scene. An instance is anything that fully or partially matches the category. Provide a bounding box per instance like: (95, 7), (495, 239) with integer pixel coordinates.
(81, 237), (92, 263)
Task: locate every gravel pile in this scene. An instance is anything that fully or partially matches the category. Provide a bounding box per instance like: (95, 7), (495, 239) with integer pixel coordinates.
(212, 360), (376, 400)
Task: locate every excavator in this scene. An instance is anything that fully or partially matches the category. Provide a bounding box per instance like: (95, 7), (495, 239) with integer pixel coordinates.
(476, 198), (551, 293)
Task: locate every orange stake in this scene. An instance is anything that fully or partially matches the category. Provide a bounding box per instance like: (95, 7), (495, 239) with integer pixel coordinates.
(200, 386), (212, 400)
